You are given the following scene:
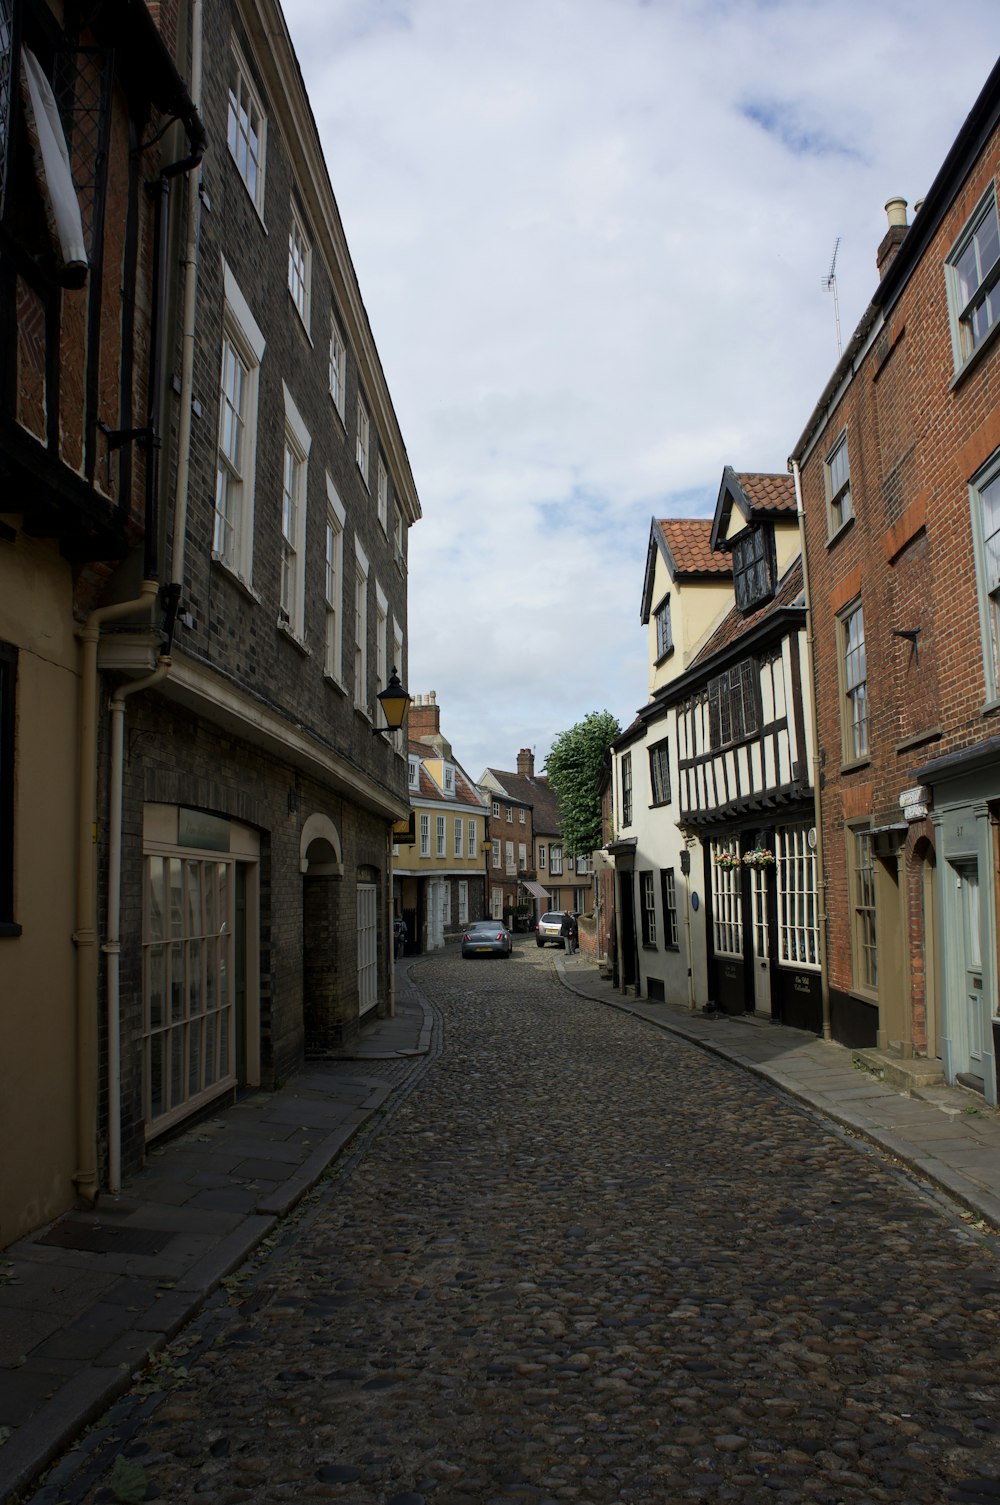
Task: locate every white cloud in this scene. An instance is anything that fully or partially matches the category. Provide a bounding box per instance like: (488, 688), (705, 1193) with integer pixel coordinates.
(282, 0), (998, 775)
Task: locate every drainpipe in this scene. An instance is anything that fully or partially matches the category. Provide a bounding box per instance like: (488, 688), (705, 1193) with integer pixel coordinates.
(74, 581), (160, 1204)
(170, 0), (205, 598)
(791, 458), (832, 1041)
(105, 656), (172, 1193)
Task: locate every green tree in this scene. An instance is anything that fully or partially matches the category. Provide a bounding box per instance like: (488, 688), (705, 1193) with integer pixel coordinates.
(543, 710), (620, 858)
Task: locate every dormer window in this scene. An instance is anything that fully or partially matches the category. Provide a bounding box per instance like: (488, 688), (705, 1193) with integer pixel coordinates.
(732, 526), (774, 612)
(408, 756), (420, 791)
(443, 764), (455, 795)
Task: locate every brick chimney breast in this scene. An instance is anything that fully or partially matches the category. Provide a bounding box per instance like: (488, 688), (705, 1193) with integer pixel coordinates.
(517, 747), (534, 777)
(877, 197), (909, 280)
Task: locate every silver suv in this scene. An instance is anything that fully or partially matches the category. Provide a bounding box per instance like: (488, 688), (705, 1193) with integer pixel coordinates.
(536, 910), (571, 947)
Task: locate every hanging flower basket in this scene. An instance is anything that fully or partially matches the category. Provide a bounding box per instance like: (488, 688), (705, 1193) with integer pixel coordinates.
(714, 850), (742, 871)
(743, 847), (776, 869)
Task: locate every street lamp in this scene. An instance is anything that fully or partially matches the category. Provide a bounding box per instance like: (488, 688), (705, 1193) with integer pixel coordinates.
(374, 667), (411, 734)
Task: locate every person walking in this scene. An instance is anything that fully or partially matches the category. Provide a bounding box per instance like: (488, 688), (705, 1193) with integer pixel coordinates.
(560, 911), (578, 955)
(393, 914), (408, 960)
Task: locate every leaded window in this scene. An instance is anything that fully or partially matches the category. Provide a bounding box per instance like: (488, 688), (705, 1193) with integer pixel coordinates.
(649, 740), (671, 805)
(708, 659), (758, 748)
(776, 825), (819, 967)
(732, 527), (773, 611)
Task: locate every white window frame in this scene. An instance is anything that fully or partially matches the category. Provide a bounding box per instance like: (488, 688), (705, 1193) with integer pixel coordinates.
(393, 505), (405, 570)
(213, 263), (265, 585)
(377, 455), (389, 535)
(505, 840), (515, 875)
(492, 800), (500, 818)
(329, 316), (347, 420)
(825, 431), (853, 535)
(538, 844), (547, 870)
(776, 825), (819, 969)
(354, 540), (369, 712)
(324, 477), (345, 684)
(492, 840), (500, 869)
(848, 824), (878, 996)
(356, 398), (370, 486)
(279, 383), (310, 642)
(970, 451), (1000, 705)
(375, 581), (388, 700)
(454, 818), (463, 858)
(420, 814), (430, 857)
(946, 184), (1000, 370)
(288, 205), (311, 330)
(839, 600), (869, 762)
(662, 868), (678, 949)
(436, 815), (446, 858)
(458, 881), (469, 926)
(518, 842), (526, 870)
(518, 807), (525, 825)
(466, 819), (477, 859)
(408, 756), (420, 792)
(227, 42), (266, 215)
(550, 844), (563, 876)
(711, 839), (743, 957)
(640, 871), (657, 947)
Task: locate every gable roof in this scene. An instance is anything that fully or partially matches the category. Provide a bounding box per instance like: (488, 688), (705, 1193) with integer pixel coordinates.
(641, 517), (729, 622)
(710, 467), (797, 551)
(408, 743), (483, 807)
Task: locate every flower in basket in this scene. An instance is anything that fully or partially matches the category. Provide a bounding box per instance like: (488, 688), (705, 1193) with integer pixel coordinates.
(743, 846), (776, 868)
(714, 849), (742, 870)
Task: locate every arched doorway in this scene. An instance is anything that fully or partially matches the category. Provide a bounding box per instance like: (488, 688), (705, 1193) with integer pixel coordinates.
(300, 815), (343, 1056)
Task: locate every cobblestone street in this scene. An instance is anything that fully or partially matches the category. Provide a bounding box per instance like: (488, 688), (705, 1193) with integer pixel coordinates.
(29, 941), (1000, 1505)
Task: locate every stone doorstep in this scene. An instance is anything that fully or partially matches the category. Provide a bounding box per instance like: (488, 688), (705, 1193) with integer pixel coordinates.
(852, 1046), (945, 1093)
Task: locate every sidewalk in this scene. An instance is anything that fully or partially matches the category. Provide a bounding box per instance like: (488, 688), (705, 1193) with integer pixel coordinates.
(555, 951), (1000, 1232)
(0, 980), (434, 1504)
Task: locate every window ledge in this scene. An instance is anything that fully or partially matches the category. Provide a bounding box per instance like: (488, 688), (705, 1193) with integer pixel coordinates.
(641, 943), (658, 952)
(276, 619), (310, 655)
(354, 702), (373, 725)
(648, 798), (673, 809)
(983, 696), (1000, 717)
(289, 292), (314, 346)
(0, 921), (23, 939)
(895, 727), (942, 754)
(323, 672), (348, 696)
(950, 315), (1000, 391)
(212, 555), (261, 602)
(839, 755), (872, 775)
(229, 157), (268, 231)
(826, 514), (856, 549)
(654, 645), (675, 668)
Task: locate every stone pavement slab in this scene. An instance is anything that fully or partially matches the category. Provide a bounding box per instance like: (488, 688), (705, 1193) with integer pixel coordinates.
(554, 952), (1000, 1230)
(0, 984), (432, 1504)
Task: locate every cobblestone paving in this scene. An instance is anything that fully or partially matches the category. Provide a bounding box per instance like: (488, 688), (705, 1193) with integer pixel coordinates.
(31, 944), (1000, 1505)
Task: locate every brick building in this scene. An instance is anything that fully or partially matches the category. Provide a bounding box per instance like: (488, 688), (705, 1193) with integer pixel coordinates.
(791, 57), (1000, 1100)
(393, 693), (489, 950)
(1, 0), (420, 1243)
(0, 0), (202, 1242)
(479, 749), (591, 923)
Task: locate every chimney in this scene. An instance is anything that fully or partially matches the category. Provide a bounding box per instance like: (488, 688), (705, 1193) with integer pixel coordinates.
(517, 747), (534, 778)
(877, 197), (908, 280)
(409, 691), (452, 757)
(409, 690), (440, 742)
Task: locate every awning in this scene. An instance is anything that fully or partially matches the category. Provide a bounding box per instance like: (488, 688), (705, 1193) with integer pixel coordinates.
(521, 880), (550, 900)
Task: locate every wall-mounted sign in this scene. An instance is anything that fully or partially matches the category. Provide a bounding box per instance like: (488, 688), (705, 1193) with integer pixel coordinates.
(691, 892), (699, 911)
(899, 786), (930, 809)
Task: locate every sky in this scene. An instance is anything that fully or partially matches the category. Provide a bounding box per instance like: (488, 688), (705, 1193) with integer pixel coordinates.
(281, 0), (998, 780)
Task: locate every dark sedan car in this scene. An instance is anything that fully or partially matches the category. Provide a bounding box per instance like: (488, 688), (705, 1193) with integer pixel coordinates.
(461, 920), (513, 959)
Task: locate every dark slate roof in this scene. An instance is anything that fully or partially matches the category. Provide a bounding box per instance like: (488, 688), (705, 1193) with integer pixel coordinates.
(483, 767), (562, 837)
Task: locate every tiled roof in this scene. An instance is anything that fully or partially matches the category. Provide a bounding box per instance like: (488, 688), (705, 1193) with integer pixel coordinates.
(659, 519), (730, 576)
(409, 744), (484, 807)
(736, 472), (797, 515)
(691, 557), (804, 664)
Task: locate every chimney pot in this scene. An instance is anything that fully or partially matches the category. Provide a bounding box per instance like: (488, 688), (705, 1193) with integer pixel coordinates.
(885, 196), (908, 229)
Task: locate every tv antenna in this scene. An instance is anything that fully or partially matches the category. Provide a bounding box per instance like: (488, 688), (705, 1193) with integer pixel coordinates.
(822, 237), (843, 357)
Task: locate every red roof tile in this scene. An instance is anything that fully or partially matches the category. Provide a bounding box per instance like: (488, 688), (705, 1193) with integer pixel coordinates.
(659, 519), (730, 576)
(735, 472), (797, 515)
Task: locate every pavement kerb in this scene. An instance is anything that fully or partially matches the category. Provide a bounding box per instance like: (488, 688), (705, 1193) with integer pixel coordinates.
(552, 953), (1000, 1232)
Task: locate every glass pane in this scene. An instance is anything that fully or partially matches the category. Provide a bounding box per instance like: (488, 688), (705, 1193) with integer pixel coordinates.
(148, 857), (165, 943)
(205, 1009), (217, 1085)
(149, 1033), (164, 1121)
(977, 206), (1000, 282)
(170, 940), (185, 1021)
(189, 937), (203, 1018)
(148, 945), (165, 1031)
(189, 1016), (202, 1096)
(169, 859), (184, 938)
(171, 1027), (184, 1111)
